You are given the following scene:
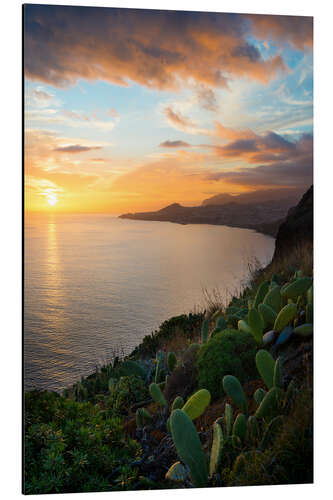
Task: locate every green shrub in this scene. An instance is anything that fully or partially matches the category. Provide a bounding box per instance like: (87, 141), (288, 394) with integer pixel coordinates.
(24, 390), (141, 494)
(107, 375), (148, 415)
(130, 313), (204, 358)
(196, 330), (257, 400)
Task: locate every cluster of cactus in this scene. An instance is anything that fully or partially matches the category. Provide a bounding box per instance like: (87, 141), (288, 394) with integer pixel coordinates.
(135, 349), (179, 426)
(165, 349), (297, 487)
(166, 388), (221, 488)
(237, 272), (313, 346)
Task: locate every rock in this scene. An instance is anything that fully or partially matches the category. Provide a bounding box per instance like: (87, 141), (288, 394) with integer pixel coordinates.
(272, 185), (313, 263)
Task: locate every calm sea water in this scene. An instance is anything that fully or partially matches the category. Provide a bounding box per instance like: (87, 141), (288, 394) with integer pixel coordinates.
(24, 214), (275, 392)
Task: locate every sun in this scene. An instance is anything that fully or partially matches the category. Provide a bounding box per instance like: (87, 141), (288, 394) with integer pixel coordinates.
(47, 194), (58, 206)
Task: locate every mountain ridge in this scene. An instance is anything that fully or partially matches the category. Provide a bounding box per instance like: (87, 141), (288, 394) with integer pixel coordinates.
(119, 188), (309, 237)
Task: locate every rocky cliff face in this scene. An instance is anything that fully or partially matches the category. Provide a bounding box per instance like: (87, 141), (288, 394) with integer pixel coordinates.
(272, 185), (313, 261)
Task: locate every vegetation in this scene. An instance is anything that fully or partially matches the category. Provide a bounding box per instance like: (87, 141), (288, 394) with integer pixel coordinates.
(196, 330), (257, 400)
(24, 242), (313, 493)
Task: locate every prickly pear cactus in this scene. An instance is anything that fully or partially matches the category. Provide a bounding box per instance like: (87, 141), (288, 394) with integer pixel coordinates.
(167, 352), (177, 373)
(253, 280), (270, 308)
(201, 318), (209, 344)
(281, 277), (312, 300)
(259, 415), (284, 451)
(256, 350), (275, 389)
(233, 413), (247, 442)
(209, 422), (224, 477)
(149, 382), (167, 408)
(237, 319), (252, 335)
(263, 285), (281, 313)
(248, 307), (264, 344)
(216, 316), (227, 331)
(182, 389), (211, 421)
(254, 388), (267, 405)
(225, 402), (233, 436)
(247, 415), (260, 442)
(255, 386), (282, 419)
(172, 396), (185, 412)
(294, 323), (313, 337)
(274, 303), (297, 333)
(258, 303), (277, 329)
(223, 375), (247, 414)
(165, 461), (188, 482)
(136, 407), (152, 428)
(170, 409), (208, 488)
(273, 357), (283, 389)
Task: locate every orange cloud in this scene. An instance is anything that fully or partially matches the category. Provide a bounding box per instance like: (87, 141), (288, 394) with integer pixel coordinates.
(247, 14), (313, 50)
(215, 122), (257, 142)
(24, 6), (289, 90)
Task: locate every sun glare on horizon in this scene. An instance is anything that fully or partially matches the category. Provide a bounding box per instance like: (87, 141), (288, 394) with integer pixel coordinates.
(47, 194), (58, 206)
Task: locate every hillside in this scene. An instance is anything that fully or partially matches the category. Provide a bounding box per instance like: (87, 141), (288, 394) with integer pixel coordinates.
(24, 186), (313, 494)
(272, 185), (313, 262)
(119, 194), (303, 237)
(201, 187), (304, 207)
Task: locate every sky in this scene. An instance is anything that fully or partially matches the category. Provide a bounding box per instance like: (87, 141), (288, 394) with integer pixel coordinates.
(24, 5), (313, 214)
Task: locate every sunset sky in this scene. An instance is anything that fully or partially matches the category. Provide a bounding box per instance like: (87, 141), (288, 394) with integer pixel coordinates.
(24, 5), (313, 213)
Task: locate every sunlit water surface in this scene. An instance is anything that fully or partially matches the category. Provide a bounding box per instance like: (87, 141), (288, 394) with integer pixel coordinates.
(24, 214), (275, 392)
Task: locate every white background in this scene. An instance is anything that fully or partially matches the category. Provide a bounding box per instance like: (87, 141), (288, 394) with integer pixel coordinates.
(1, 0), (332, 498)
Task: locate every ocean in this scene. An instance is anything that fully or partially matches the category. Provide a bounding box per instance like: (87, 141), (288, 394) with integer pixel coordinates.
(24, 214), (275, 392)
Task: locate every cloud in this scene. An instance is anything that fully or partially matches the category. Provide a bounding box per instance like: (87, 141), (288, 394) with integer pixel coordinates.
(215, 122), (257, 141)
(214, 129), (303, 164)
(31, 88), (54, 103)
(196, 86), (219, 112)
(163, 107), (196, 130)
(159, 140), (191, 148)
(207, 132), (312, 188)
(108, 108), (119, 118)
(24, 6), (290, 90)
(247, 14), (313, 50)
(53, 144), (103, 153)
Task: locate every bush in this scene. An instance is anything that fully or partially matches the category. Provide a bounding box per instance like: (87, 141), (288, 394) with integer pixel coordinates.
(131, 313), (204, 358)
(107, 375), (149, 416)
(196, 329), (257, 400)
(24, 390), (142, 494)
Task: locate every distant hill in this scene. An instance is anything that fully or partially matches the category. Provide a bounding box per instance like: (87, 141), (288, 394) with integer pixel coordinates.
(119, 188), (309, 236)
(201, 188), (304, 206)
